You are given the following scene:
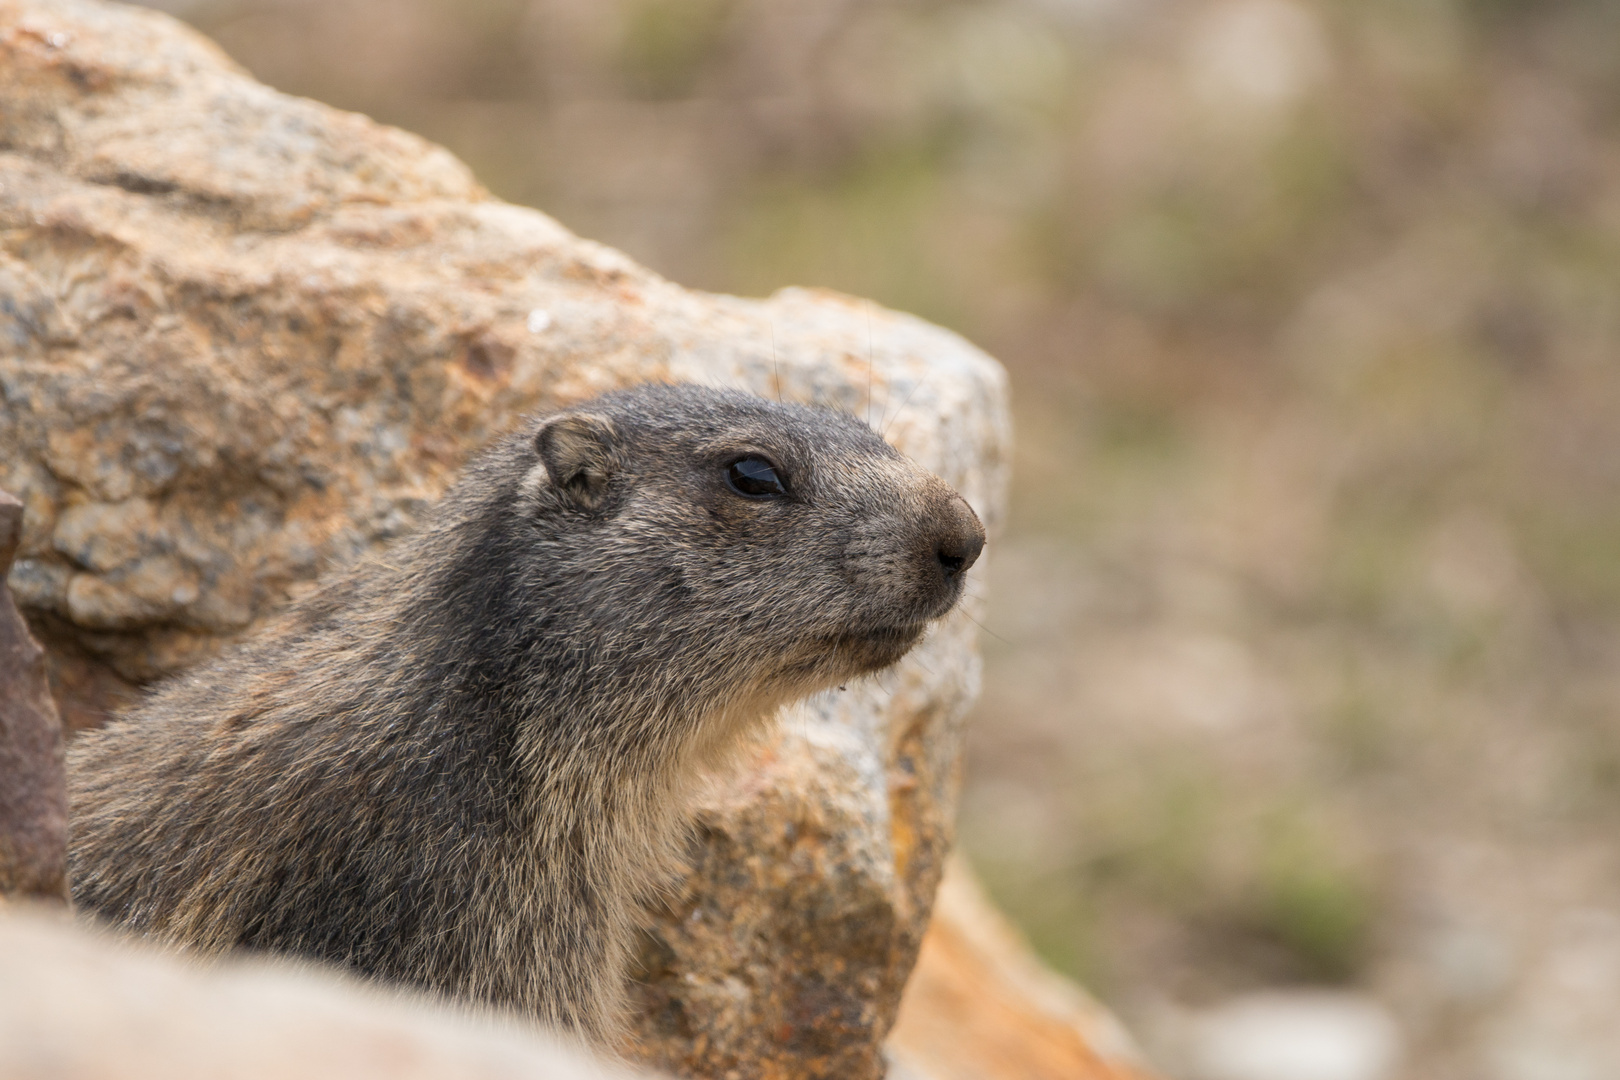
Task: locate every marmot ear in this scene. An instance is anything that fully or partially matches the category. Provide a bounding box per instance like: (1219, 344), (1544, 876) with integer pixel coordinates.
(535, 413), (621, 510)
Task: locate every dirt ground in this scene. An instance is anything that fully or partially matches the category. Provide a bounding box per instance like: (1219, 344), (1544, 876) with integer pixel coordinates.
(132, 0), (1620, 1075)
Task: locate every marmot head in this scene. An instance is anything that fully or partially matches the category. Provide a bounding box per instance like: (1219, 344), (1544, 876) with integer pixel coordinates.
(436, 383), (983, 742)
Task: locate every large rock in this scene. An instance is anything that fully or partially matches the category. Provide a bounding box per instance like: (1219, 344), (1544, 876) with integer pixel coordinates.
(0, 490), (68, 904)
(0, 2), (1009, 1077)
(0, 904), (655, 1080)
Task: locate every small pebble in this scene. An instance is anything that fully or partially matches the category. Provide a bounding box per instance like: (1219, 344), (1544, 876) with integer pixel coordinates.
(1183, 991), (1400, 1080)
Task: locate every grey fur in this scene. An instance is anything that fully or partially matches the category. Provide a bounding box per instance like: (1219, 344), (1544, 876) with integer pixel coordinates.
(67, 383), (985, 1045)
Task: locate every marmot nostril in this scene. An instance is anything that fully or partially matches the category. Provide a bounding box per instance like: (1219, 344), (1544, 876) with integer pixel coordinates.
(934, 498), (986, 578)
(936, 532), (984, 577)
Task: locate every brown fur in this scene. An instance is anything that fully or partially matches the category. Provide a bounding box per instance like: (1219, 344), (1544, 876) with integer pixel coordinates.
(67, 383), (984, 1046)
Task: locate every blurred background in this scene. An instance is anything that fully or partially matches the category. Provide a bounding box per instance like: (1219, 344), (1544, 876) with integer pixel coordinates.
(129, 1), (1620, 1077)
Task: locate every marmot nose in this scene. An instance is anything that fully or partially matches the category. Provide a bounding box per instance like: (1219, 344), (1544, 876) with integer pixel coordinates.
(934, 496), (985, 579)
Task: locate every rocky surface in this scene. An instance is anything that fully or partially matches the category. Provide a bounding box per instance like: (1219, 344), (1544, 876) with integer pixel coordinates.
(0, 1), (1009, 1076)
(625, 644), (982, 1079)
(0, 904), (656, 1080)
(889, 857), (1156, 1080)
(1, 896), (1154, 1080)
(0, 489), (68, 905)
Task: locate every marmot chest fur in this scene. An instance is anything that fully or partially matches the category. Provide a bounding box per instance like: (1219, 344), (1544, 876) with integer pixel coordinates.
(67, 383), (985, 1044)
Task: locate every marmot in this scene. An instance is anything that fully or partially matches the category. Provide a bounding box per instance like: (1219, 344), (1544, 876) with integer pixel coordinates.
(67, 383), (985, 1045)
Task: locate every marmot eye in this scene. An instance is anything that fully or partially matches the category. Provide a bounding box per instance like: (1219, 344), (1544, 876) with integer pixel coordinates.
(726, 456), (787, 498)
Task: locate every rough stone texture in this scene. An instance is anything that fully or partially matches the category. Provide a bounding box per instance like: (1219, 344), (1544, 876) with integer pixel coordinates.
(0, 904), (658, 1080)
(0, 2), (1009, 1077)
(0, 489), (69, 905)
(625, 641), (980, 1078)
(888, 858), (1158, 1080)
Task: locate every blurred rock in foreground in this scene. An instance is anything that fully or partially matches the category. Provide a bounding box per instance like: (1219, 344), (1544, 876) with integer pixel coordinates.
(0, 1), (1018, 1077)
(889, 857), (1155, 1080)
(0, 905), (652, 1080)
(0, 489), (68, 905)
(0, 895), (1153, 1080)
